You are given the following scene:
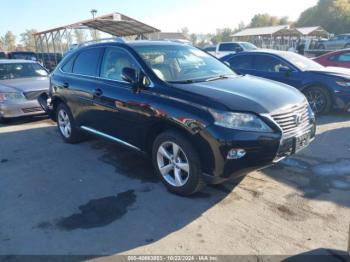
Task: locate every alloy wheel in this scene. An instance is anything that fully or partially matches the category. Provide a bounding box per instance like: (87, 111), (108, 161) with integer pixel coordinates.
(58, 109), (72, 138)
(305, 89), (326, 114)
(157, 141), (190, 187)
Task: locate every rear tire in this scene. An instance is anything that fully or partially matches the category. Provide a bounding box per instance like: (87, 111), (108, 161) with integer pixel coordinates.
(152, 131), (205, 196)
(303, 86), (332, 115)
(56, 103), (85, 144)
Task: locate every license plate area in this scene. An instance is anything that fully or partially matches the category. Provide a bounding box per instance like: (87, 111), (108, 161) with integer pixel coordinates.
(294, 132), (311, 153)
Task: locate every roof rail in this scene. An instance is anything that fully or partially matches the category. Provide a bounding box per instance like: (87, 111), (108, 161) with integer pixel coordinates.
(77, 37), (125, 48)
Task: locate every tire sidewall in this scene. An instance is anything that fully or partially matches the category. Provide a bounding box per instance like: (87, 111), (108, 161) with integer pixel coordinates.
(152, 131), (204, 196)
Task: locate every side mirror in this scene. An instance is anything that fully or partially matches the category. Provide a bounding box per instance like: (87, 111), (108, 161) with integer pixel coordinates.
(122, 67), (137, 84)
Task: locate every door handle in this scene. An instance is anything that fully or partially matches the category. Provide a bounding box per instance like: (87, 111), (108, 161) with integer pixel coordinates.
(94, 88), (103, 97)
(63, 82), (69, 88)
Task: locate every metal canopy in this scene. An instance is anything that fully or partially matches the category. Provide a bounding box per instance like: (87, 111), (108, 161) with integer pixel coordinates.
(33, 12), (160, 70)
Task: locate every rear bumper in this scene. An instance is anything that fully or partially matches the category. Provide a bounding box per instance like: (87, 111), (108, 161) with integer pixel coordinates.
(0, 100), (45, 118)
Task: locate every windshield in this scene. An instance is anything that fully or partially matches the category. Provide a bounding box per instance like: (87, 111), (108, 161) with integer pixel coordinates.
(11, 53), (37, 61)
(240, 42), (258, 50)
(0, 63), (48, 80)
(280, 52), (324, 71)
(133, 45), (235, 83)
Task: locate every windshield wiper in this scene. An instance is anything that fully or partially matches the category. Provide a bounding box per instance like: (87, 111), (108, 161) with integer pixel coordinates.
(205, 75), (232, 82)
(168, 79), (203, 84)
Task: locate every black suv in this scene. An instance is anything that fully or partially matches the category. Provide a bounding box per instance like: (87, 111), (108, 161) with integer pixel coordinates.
(39, 40), (316, 195)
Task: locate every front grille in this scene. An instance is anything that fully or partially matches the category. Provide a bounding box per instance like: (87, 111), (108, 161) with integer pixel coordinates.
(24, 90), (46, 101)
(271, 102), (311, 138)
(22, 107), (43, 113)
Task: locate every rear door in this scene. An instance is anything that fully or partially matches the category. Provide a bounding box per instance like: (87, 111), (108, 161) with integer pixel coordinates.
(64, 47), (103, 127)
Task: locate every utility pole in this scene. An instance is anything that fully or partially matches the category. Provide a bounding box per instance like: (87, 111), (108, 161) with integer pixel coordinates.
(90, 9), (98, 39)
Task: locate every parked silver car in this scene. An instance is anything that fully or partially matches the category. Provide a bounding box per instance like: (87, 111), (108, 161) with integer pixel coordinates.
(0, 60), (49, 122)
(318, 34), (350, 50)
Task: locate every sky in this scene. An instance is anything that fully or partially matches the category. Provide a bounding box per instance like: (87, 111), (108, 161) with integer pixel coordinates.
(0, 0), (318, 38)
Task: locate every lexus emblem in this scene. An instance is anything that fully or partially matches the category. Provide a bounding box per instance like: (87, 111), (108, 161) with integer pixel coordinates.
(294, 113), (303, 126)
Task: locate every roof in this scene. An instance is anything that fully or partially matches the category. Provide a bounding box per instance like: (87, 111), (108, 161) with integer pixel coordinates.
(0, 59), (37, 64)
(34, 13), (160, 37)
(232, 25), (290, 37)
(295, 26), (329, 36)
(148, 32), (189, 40)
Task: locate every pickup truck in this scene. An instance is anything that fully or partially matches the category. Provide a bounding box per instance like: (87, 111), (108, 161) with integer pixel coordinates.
(205, 42), (257, 58)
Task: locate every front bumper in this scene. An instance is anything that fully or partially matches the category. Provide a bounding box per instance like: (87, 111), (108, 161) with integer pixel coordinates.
(196, 122), (316, 184)
(0, 99), (45, 118)
(333, 89), (350, 111)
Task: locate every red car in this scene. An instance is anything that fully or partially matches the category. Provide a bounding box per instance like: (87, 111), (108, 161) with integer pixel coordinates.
(314, 49), (350, 69)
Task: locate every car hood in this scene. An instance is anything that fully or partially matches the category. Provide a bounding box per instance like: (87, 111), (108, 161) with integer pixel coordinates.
(0, 77), (49, 93)
(171, 75), (306, 114)
(307, 67), (350, 80)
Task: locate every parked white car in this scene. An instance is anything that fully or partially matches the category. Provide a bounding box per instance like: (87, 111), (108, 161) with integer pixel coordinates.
(205, 42), (258, 58)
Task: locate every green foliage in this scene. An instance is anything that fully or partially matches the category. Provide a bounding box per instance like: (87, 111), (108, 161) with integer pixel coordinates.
(296, 0), (350, 34)
(249, 14), (289, 27)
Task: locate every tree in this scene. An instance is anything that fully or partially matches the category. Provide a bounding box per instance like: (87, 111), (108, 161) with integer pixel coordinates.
(20, 29), (37, 51)
(180, 27), (190, 39)
(3, 31), (16, 51)
(0, 37), (5, 51)
(296, 0), (350, 34)
(74, 29), (87, 43)
(211, 28), (234, 44)
(190, 33), (197, 45)
(249, 13), (289, 27)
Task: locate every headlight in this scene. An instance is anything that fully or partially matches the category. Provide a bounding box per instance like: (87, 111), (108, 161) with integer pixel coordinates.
(0, 92), (25, 101)
(336, 81), (350, 87)
(210, 110), (273, 132)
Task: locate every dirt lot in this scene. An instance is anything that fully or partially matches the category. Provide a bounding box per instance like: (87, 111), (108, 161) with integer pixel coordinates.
(0, 113), (350, 259)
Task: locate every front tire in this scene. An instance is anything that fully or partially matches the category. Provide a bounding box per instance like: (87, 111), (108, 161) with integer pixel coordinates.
(152, 131), (205, 196)
(303, 86), (332, 115)
(56, 103), (84, 144)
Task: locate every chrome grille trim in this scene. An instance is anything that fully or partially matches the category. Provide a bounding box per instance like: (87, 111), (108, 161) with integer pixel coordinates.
(271, 102), (311, 138)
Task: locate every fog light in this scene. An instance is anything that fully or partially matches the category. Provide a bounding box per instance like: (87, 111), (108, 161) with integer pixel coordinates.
(227, 148), (246, 160)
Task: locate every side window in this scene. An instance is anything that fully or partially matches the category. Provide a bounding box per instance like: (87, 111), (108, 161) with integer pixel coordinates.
(100, 47), (138, 81)
(72, 48), (101, 76)
(61, 55), (76, 73)
(219, 43), (239, 52)
(227, 55), (253, 70)
(254, 55), (289, 72)
(337, 52), (350, 62)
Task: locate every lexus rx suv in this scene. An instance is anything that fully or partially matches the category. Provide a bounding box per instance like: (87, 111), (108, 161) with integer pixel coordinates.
(38, 40), (316, 196)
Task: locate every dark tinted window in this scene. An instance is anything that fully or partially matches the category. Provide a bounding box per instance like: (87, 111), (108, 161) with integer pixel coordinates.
(0, 52), (6, 59)
(254, 55), (289, 72)
(227, 55), (253, 69)
(61, 55), (76, 73)
(73, 48), (101, 76)
(219, 43), (239, 51)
